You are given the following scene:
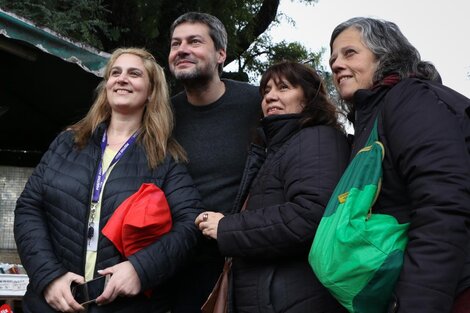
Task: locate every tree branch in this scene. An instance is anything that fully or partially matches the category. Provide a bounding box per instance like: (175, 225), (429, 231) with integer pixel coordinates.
(227, 0), (280, 64)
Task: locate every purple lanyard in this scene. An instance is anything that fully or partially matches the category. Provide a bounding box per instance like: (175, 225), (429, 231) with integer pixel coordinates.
(91, 129), (139, 204)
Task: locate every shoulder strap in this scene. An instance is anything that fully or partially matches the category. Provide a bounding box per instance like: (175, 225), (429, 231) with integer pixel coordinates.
(354, 118), (381, 158)
(365, 119), (379, 147)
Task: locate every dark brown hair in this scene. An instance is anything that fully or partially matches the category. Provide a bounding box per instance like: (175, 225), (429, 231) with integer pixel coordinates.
(260, 61), (343, 130)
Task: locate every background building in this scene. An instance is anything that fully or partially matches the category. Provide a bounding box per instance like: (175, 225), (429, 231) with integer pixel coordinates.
(0, 9), (109, 266)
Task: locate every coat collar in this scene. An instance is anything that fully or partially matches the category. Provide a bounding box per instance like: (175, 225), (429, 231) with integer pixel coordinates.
(350, 86), (390, 156)
(261, 114), (302, 152)
(353, 87), (390, 135)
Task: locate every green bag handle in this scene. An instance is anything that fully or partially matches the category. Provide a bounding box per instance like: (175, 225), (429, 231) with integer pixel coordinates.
(323, 119), (383, 218)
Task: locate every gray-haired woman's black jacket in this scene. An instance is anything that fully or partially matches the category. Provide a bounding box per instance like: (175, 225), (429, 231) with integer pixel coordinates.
(351, 78), (470, 313)
(14, 124), (203, 313)
(217, 114), (350, 313)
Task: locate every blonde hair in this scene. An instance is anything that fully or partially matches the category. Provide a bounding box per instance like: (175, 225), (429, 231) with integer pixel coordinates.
(69, 47), (187, 168)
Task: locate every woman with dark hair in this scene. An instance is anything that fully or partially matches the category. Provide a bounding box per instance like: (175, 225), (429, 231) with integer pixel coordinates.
(329, 17), (470, 313)
(196, 61), (350, 312)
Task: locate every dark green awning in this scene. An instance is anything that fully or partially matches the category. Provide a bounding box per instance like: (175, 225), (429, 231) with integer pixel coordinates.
(0, 8), (108, 166)
(0, 8), (109, 76)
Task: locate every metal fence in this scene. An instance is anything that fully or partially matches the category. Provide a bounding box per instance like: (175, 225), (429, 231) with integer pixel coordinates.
(0, 166), (33, 254)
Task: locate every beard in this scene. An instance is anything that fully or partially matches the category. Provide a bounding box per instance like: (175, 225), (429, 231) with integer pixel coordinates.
(173, 69), (215, 91)
(170, 59), (218, 87)
(173, 67), (206, 81)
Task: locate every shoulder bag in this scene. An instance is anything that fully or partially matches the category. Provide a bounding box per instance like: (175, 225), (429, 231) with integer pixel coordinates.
(308, 119), (409, 313)
(201, 257), (232, 313)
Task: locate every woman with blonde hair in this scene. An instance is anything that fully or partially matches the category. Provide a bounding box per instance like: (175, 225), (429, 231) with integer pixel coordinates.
(15, 47), (203, 313)
(71, 47), (186, 167)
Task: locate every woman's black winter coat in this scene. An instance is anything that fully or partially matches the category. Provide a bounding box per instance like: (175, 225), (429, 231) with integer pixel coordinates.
(14, 124), (203, 313)
(217, 114), (350, 313)
(351, 78), (470, 313)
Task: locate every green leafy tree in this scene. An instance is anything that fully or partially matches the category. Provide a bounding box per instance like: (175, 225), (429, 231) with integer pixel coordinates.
(1, 0), (342, 101)
(1, 0), (319, 74)
(236, 36), (325, 80)
(0, 0), (119, 49)
(97, 0), (321, 76)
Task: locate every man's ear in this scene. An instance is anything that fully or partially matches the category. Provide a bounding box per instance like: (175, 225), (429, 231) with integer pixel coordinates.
(217, 49), (227, 64)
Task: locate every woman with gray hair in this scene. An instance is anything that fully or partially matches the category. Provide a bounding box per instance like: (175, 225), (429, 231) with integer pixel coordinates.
(327, 17), (470, 313)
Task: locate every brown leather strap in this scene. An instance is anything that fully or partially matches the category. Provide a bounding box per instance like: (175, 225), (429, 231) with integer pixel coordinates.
(240, 195), (249, 212)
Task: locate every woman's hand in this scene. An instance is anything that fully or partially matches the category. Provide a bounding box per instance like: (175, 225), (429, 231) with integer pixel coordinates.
(95, 261), (141, 305)
(195, 211), (224, 240)
(43, 272), (85, 312)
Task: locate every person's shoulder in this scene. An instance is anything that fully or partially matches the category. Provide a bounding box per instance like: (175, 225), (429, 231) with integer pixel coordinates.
(382, 79), (430, 114)
(170, 90), (187, 104)
(389, 78), (426, 97)
(170, 91), (190, 114)
(281, 126), (349, 162)
(420, 80), (470, 114)
(389, 77), (457, 102)
(44, 129), (75, 154)
(222, 79), (261, 108)
(300, 124), (345, 137)
(297, 125), (348, 148)
(389, 78), (470, 113)
(223, 78), (259, 93)
(54, 129), (75, 144)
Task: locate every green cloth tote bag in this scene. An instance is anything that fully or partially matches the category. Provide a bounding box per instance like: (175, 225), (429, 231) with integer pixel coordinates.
(308, 119), (409, 313)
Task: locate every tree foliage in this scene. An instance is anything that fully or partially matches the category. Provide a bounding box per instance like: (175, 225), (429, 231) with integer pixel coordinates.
(1, 0), (345, 103)
(0, 0), (119, 49)
(236, 35), (324, 80)
(0, 0), (324, 78)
